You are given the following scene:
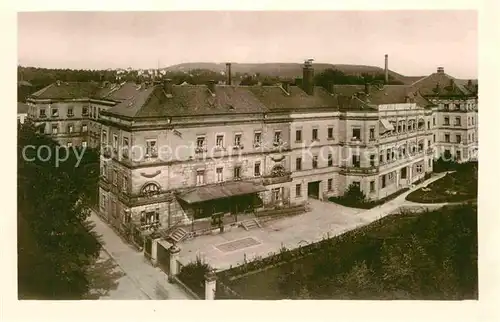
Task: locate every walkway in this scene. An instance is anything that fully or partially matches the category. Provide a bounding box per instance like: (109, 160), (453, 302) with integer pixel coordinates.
(88, 211), (190, 300)
(177, 172), (449, 271)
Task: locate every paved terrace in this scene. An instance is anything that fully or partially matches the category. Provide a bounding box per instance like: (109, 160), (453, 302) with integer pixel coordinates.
(177, 172), (448, 271)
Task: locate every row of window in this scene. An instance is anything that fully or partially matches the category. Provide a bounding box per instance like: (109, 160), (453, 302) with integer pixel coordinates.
(40, 123), (88, 135)
(443, 116), (474, 126)
(101, 164), (129, 193)
(442, 103), (476, 111)
(443, 133), (475, 143)
(294, 127), (335, 142)
(38, 105), (106, 119)
(195, 163), (262, 185)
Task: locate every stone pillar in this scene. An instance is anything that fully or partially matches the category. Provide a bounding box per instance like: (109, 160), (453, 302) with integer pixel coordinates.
(150, 238), (161, 266)
(204, 271), (217, 300)
(168, 245), (181, 283)
(318, 181), (324, 201)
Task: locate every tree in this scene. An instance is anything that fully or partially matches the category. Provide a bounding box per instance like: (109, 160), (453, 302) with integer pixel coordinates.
(343, 183), (366, 204)
(17, 122), (101, 299)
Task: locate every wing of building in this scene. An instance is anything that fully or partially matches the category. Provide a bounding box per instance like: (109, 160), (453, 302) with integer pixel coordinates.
(25, 59), (478, 243)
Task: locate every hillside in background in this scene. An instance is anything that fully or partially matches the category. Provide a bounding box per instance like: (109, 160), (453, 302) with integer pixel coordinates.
(163, 62), (424, 84)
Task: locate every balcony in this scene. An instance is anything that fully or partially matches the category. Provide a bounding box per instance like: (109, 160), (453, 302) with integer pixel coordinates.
(232, 144), (244, 150)
(339, 166), (378, 175)
(262, 171), (292, 186)
(195, 146), (207, 154)
(139, 222), (162, 231)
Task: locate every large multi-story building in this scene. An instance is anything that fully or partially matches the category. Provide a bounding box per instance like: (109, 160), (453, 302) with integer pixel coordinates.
(96, 59), (477, 239)
(23, 58), (478, 240)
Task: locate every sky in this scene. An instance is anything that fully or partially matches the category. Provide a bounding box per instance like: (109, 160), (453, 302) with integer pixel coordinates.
(17, 11), (478, 78)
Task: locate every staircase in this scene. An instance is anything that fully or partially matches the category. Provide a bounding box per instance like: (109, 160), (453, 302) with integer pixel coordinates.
(240, 219), (262, 231)
(166, 227), (188, 244)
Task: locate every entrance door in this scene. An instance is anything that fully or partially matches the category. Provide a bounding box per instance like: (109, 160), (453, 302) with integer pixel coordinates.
(307, 181), (321, 199)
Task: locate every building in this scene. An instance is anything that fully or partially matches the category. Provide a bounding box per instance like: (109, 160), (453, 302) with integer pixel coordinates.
(26, 81), (146, 148)
(17, 102), (29, 124)
(97, 58), (476, 241)
(410, 67), (478, 162)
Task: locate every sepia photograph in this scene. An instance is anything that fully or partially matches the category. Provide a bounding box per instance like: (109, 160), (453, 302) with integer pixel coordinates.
(15, 9), (480, 304)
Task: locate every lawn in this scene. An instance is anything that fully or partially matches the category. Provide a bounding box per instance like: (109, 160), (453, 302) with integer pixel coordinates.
(406, 163), (478, 203)
(217, 204), (477, 300)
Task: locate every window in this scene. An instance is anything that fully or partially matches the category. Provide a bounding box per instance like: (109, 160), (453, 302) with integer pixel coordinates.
(352, 155), (360, 167)
(444, 117), (450, 125)
(327, 179), (333, 191)
(472, 117), (475, 125)
(234, 166), (241, 179)
(82, 124), (88, 132)
(456, 150), (461, 160)
(416, 164), (423, 173)
(295, 184), (302, 197)
(82, 141), (87, 148)
(216, 167), (223, 182)
(196, 170), (205, 185)
(397, 123), (402, 132)
(402, 123), (406, 132)
(82, 107), (89, 116)
(113, 134), (118, 152)
(68, 124), (74, 133)
(312, 155), (318, 169)
(67, 107), (74, 117)
(455, 103), (461, 109)
(113, 170), (118, 185)
(274, 131), (282, 144)
(67, 142), (72, 148)
(445, 134), (450, 143)
(328, 154), (333, 167)
(234, 134), (242, 147)
(140, 209), (160, 226)
(312, 128), (318, 141)
(352, 128), (361, 140)
(196, 136), (206, 150)
(51, 108), (59, 117)
(216, 135), (224, 148)
(296, 157), (302, 171)
(295, 130), (302, 142)
(51, 124), (58, 134)
(370, 181), (375, 192)
(40, 108), (46, 118)
(141, 183), (160, 196)
(370, 154), (376, 167)
(455, 117), (461, 126)
(427, 121), (430, 129)
(146, 139), (157, 157)
(328, 127), (334, 139)
(433, 134), (436, 143)
(379, 154), (384, 163)
(418, 142), (424, 152)
(369, 128), (375, 140)
(273, 188), (282, 202)
(386, 149), (390, 161)
(254, 162), (261, 176)
(456, 135), (462, 143)
(444, 150), (451, 159)
(122, 137), (129, 158)
(391, 150), (395, 160)
(254, 131), (262, 146)
(122, 174), (128, 192)
(101, 163), (107, 178)
(102, 130), (107, 144)
(433, 117), (436, 126)
(123, 210), (131, 224)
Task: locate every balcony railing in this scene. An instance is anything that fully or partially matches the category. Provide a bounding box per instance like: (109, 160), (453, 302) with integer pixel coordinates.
(339, 166), (378, 174)
(262, 171), (292, 185)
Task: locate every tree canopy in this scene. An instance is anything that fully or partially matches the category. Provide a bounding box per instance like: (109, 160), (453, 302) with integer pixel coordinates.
(17, 122), (101, 299)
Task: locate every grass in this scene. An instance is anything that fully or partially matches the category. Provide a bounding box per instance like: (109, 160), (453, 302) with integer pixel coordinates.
(406, 164), (477, 203)
(220, 204), (477, 300)
(328, 187), (410, 209)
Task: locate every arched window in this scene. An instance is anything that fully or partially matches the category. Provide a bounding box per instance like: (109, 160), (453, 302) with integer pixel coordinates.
(141, 182), (161, 196)
(418, 118), (425, 130)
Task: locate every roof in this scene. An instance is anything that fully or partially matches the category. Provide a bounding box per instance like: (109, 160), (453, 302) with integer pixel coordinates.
(248, 85), (338, 110)
(177, 181), (267, 204)
(95, 82), (144, 102)
(106, 84), (270, 118)
(410, 71), (475, 97)
(17, 102), (29, 114)
(30, 82), (99, 100)
(18, 80), (32, 87)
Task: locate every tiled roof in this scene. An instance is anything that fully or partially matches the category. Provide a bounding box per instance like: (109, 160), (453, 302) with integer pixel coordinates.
(410, 72), (474, 97)
(17, 102), (29, 114)
(30, 82), (100, 100)
(106, 84), (270, 118)
(96, 82), (144, 102)
(248, 85), (338, 110)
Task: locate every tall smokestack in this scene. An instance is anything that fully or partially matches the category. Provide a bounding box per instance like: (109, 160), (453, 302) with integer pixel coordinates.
(302, 59), (315, 95)
(226, 63), (232, 85)
(384, 54), (389, 84)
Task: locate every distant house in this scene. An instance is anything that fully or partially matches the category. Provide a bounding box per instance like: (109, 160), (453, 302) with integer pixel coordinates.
(17, 102), (29, 124)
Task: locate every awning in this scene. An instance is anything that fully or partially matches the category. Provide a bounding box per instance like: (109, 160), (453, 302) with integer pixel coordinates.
(379, 119), (394, 134)
(177, 181), (267, 204)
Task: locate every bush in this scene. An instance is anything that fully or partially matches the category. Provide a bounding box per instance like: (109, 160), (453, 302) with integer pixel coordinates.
(177, 256), (212, 299)
(329, 185), (409, 209)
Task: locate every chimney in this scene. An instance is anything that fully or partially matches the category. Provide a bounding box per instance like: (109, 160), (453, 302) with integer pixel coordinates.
(364, 83), (371, 94)
(437, 67), (445, 74)
(207, 80), (216, 96)
(281, 81), (291, 95)
(302, 59), (315, 95)
(225, 63), (232, 85)
(384, 54), (389, 84)
(163, 78), (173, 97)
(467, 79), (472, 87)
